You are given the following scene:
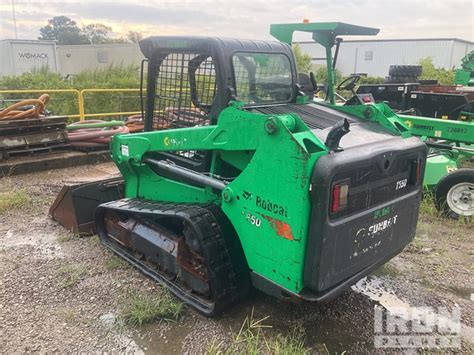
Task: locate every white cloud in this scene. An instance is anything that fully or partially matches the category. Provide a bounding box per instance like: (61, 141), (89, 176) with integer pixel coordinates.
(1, 0), (472, 41)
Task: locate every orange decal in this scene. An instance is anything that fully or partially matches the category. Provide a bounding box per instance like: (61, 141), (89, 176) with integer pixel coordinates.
(263, 215), (294, 240)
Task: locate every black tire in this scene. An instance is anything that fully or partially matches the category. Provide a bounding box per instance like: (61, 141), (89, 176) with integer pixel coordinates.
(389, 65), (422, 77)
(384, 76), (418, 84)
(435, 168), (474, 219)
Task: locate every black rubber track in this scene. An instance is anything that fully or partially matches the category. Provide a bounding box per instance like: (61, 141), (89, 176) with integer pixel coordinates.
(95, 198), (249, 316)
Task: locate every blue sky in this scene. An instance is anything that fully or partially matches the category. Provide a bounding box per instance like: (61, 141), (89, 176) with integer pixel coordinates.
(1, 0), (473, 41)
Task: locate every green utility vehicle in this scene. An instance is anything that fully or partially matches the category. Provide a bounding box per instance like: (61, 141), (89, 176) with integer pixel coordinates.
(455, 50), (474, 87)
(398, 114), (473, 218)
(51, 23), (428, 315)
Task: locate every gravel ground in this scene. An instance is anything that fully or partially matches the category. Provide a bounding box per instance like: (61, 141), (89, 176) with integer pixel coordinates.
(0, 162), (472, 353)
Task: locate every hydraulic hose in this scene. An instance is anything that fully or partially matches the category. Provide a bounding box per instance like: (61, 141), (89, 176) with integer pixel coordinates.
(125, 114), (145, 133)
(0, 94), (50, 120)
(67, 120), (129, 149)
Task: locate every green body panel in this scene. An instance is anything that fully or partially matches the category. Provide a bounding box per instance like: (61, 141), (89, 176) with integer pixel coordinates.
(423, 154), (460, 188)
(455, 50), (474, 86)
(109, 22), (429, 298)
(110, 106), (328, 293)
(399, 115), (474, 145)
(330, 102), (410, 137)
(270, 22), (379, 45)
(398, 114), (474, 189)
(455, 69), (473, 86)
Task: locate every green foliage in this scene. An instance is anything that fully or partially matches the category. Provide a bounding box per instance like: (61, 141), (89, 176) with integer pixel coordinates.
(0, 65), (141, 118)
(0, 188), (30, 215)
(419, 57), (455, 85)
(314, 67), (343, 85)
(82, 24), (113, 44)
(105, 255), (129, 270)
(39, 16), (89, 45)
(72, 66), (140, 89)
(57, 264), (90, 288)
(292, 44), (312, 73)
(127, 31), (143, 43)
(208, 309), (308, 355)
(118, 289), (183, 326)
(358, 76), (385, 85)
(38, 16), (143, 45)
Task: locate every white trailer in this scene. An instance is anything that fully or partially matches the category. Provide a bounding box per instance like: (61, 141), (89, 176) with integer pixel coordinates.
(0, 39), (58, 77)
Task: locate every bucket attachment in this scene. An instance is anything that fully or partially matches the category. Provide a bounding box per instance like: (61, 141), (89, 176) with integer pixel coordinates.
(49, 177), (123, 234)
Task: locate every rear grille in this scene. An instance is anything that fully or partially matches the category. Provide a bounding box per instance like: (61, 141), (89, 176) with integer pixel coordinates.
(251, 103), (357, 129)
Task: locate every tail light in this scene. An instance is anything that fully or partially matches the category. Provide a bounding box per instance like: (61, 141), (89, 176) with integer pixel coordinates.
(331, 181), (349, 213)
(410, 159), (422, 185)
(416, 159), (422, 184)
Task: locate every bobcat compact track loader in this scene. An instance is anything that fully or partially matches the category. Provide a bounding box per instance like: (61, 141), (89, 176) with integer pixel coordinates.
(51, 22), (427, 315)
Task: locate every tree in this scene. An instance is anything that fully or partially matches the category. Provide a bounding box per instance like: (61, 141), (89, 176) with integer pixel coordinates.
(82, 24), (112, 44)
(314, 66), (343, 86)
(39, 16), (89, 45)
(126, 31), (143, 43)
(292, 44), (312, 73)
(419, 57), (455, 85)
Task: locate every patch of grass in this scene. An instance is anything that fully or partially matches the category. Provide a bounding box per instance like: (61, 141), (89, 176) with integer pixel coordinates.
(106, 255), (128, 270)
(420, 275), (434, 289)
(87, 234), (101, 247)
(372, 263), (400, 277)
(434, 263), (449, 276)
(406, 232), (425, 253)
(56, 234), (74, 244)
(208, 309), (308, 355)
(58, 264), (90, 288)
(419, 190), (440, 218)
(61, 309), (78, 323)
(267, 333), (308, 354)
(118, 289), (183, 326)
(0, 188), (30, 215)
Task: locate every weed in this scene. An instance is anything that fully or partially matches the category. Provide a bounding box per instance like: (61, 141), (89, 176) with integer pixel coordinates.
(372, 263), (400, 277)
(407, 232), (425, 253)
(58, 264), (90, 288)
(208, 309), (309, 355)
(87, 234), (101, 247)
(420, 275), (434, 289)
(118, 289), (183, 326)
(434, 263), (449, 276)
(56, 234), (74, 244)
(0, 188), (30, 215)
(419, 190), (440, 218)
(61, 309), (77, 322)
(267, 332), (307, 355)
(106, 255), (128, 270)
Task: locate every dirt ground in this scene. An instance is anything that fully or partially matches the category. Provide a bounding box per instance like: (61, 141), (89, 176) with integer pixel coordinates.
(1, 162), (473, 353)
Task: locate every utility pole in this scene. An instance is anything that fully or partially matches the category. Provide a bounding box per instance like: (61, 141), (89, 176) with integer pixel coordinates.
(11, 0), (18, 39)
